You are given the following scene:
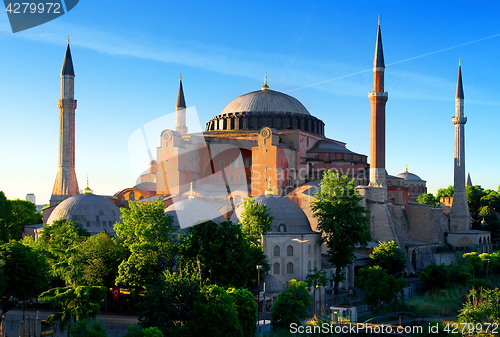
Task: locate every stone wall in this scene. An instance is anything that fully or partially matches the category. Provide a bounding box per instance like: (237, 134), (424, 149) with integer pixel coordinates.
(408, 202), (448, 245)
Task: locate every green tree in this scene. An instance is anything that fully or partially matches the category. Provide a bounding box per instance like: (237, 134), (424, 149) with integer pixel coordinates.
(69, 320), (109, 337)
(419, 264), (450, 292)
(458, 287), (500, 324)
(115, 200), (176, 290)
(9, 199), (40, 240)
(311, 170), (372, 294)
(416, 193), (439, 206)
(178, 220), (262, 287)
(463, 252), (485, 278)
(123, 325), (164, 337)
(239, 198), (273, 246)
(436, 186), (454, 199)
(80, 233), (128, 288)
(357, 266), (407, 313)
(39, 285), (107, 334)
(0, 192), (12, 242)
(185, 285), (243, 337)
(271, 279), (311, 331)
(0, 241), (50, 318)
(226, 287), (258, 337)
(37, 219), (90, 285)
(369, 241), (407, 275)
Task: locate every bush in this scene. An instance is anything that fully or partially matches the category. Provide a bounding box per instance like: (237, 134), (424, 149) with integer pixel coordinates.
(419, 264), (450, 292)
(69, 320), (109, 337)
(123, 325), (164, 337)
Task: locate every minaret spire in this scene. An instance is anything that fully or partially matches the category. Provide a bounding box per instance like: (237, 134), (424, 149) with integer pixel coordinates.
(50, 40), (79, 206)
(450, 59), (470, 231)
(174, 75), (188, 135)
(368, 17), (388, 196)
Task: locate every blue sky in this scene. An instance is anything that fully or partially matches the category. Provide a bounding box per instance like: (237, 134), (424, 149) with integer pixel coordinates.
(0, 1), (499, 204)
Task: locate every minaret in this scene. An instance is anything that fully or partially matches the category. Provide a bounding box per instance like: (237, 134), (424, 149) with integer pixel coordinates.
(450, 60), (471, 231)
(368, 16), (388, 195)
(174, 75), (188, 135)
(50, 40), (79, 207)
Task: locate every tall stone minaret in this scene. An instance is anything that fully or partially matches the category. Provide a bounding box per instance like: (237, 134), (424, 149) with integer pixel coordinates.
(50, 40), (79, 207)
(450, 60), (471, 231)
(368, 17), (388, 197)
(174, 76), (188, 135)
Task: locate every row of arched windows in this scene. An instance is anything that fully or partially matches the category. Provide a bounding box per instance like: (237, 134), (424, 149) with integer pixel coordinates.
(273, 262), (294, 274)
(273, 245), (294, 257)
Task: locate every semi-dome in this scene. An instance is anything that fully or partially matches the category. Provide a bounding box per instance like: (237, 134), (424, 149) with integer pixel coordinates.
(219, 90), (310, 116)
(231, 195), (314, 233)
(164, 197), (225, 229)
(47, 193), (122, 234)
(205, 83), (324, 136)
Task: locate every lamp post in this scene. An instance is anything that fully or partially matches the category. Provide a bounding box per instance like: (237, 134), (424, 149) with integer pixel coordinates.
(257, 265), (263, 329)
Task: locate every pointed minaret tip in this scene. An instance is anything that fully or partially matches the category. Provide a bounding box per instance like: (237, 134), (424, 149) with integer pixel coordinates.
(176, 76), (186, 109)
(456, 59), (464, 99)
(61, 39), (75, 76)
(373, 17), (385, 68)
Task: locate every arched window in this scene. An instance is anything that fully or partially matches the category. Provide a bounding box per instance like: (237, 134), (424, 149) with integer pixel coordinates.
(229, 174), (235, 183)
(287, 245), (293, 257)
(239, 173), (246, 183)
(230, 157), (236, 168)
(210, 175), (216, 183)
(219, 160), (225, 170)
(273, 262), (280, 275)
(286, 262), (293, 274)
(308, 245), (311, 256)
(278, 224), (286, 232)
(314, 244), (317, 255)
(219, 174), (224, 183)
(479, 237), (482, 244)
(273, 245), (280, 257)
(308, 261), (311, 272)
(314, 261), (317, 269)
(129, 192), (135, 201)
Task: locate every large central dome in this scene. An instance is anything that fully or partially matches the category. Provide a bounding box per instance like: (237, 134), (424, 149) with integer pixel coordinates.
(219, 89), (310, 116)
(205, 85), (324, 136)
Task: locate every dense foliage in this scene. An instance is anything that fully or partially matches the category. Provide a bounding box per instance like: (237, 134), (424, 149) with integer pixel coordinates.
(239, 197), (273, 246)
(357, 266), (407, 313)
(369, 241), (407, 275)
(311, 170), (372, 294)
(271, 279), (311, 331)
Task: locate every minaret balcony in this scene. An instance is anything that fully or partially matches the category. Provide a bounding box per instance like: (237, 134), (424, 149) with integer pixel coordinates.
(452, 116), (467, 125)
(368, 92), (388, 98)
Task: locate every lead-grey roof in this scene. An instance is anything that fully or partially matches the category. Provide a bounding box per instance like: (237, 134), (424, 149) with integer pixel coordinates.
(47, 193), (121, 233)
(61, 43), (75, 76)
(396, 171), (424, 181)
(306, 140), (359, 155)
(231, 195), (314, 233)
(219, 89), (310, 116)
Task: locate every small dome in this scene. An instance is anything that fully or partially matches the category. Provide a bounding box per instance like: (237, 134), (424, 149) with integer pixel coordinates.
(231, 195), (313, 233)
(219, 89), (310, 117)
(47, 193), (122, 234)
(164, 198), (225, 229)
(396, 172), (423, 181)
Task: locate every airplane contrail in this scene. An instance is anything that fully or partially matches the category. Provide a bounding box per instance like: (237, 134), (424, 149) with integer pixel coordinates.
(287, 32), (500, 93)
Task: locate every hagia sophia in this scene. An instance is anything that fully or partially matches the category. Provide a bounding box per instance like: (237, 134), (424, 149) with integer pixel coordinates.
(39, 20), (491, 291)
